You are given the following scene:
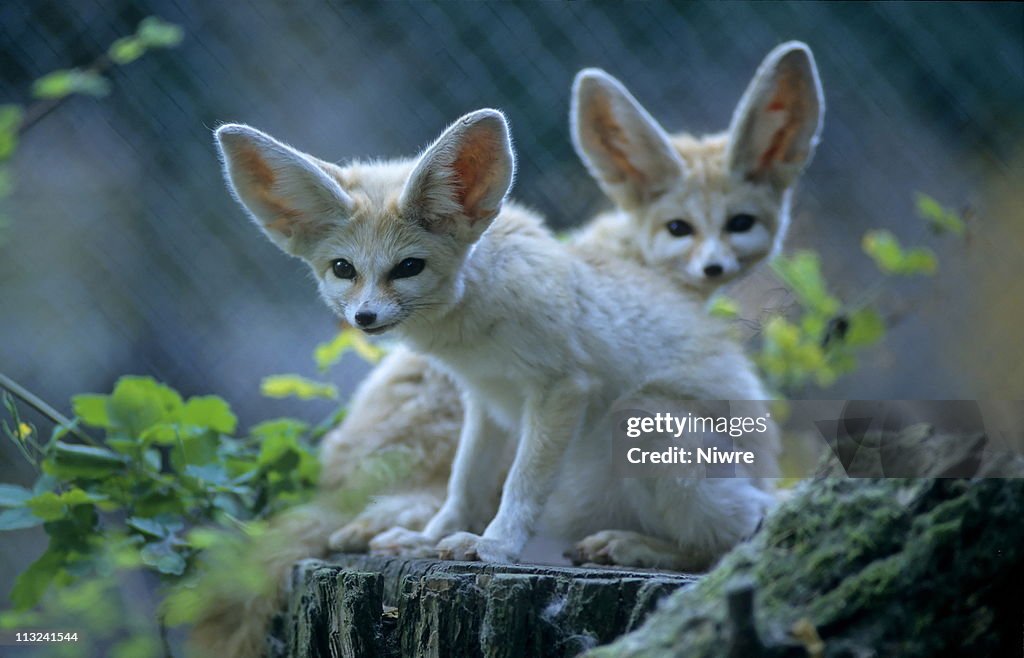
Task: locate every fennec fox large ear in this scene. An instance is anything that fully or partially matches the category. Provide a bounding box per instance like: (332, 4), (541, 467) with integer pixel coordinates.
(214, 124), (354, 256)
(571, 68), (687, 210)
(400, 109), (515, 244)
(727, 42), (824, 188)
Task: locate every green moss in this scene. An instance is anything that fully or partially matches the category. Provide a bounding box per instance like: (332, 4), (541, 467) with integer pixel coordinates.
(589, 476), (1024, 658)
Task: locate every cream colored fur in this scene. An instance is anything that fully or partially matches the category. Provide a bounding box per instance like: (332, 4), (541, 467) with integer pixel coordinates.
(194, 42), (823, 657)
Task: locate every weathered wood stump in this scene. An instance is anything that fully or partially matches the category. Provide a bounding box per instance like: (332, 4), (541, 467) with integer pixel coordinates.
(271, 555), (696, 658)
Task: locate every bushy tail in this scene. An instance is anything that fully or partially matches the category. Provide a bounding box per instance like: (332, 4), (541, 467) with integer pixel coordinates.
(186, 501), (348, 658)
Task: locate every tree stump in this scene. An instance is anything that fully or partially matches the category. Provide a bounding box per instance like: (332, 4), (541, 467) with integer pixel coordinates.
(271, 555), (695, 658)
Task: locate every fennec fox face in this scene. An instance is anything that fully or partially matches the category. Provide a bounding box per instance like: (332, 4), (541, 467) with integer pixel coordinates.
(572, 42), (824, 292)
(214, 111), (514, 335)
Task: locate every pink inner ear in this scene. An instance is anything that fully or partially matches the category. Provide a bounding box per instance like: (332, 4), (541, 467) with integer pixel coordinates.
(233, 143), (302, 235)
(450, 132), (502, 223)
(755, 70), (810, 176)
(586, 92), (645, 186)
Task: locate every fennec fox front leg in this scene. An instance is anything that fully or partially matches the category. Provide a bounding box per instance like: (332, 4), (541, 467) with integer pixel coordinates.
(435, 378), (590, 561)
(370, 393), (510, 556)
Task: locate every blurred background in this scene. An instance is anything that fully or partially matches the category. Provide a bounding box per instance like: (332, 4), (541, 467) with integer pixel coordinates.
(1, 0), (1022, 606)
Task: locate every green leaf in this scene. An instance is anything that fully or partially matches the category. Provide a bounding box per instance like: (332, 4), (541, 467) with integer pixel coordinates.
(140, 540), (186, 575)
(0, 105), (22, 161)
(181, 396), (237, 434)
(0, 507), (42, 530)
(183, 463), (230, 486)
(139, 422), (179, 445)
(136, 17), (185, 48)
(126, 516), (170, 539)
(45, 442), (127, 479)
(258, 433), (300, 471)
(72, 394), (111, 428)
(0, 104), (22, 133)
(0, 484), (32, 507)
(915, 193), (965, 237)
(707, 295), (740, 319)
(32, 69), (111, 100)
(169, 432), (219, 470)
(260, 374), (338, 400)
(26, 488), (104, 521)
(108, 36), (146, 65)
(771, 251), (840, 315)
(846, 308), (885, 347)
(107, 376), (184, 437)
(902, 248), (939, 275)
(314, 328), (386, 371)
(862, 230), (937, 276)
(250, 417), (309, 439)
(9, 548), (64, 610)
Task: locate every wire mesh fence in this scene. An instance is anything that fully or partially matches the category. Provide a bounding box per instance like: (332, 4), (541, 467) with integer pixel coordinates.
(1, 0), (1022, 427)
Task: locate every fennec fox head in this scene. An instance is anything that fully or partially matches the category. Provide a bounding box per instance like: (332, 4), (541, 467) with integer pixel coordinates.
(572, 42), (824, 292)
(215, 110), (515, 335)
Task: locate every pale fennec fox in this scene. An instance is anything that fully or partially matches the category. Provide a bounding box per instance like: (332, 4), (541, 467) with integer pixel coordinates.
(216, 106), (776, 564)
(193, 42), (823, 657)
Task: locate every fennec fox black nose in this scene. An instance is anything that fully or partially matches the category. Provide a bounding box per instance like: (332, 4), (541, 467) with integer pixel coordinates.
(354, 311), (377, 327)
(703, 264), (724, 278)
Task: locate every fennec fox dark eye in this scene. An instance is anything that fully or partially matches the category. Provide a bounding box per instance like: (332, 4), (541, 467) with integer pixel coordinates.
(390, 257), (426, 280)
(666, 219), (694, 237)
(331, 258), (356, 280)
(726, 214), (757, 233)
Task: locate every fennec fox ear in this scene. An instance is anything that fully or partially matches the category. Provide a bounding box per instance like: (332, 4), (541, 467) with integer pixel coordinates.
(214, 124), (354, 256)
(400, 109), (515, 243)
(727, 42), (824, 188)
(572, 68), (687, 210)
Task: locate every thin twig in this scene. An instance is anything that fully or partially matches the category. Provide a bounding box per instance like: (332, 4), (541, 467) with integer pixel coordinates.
(0, 372), (101, 446)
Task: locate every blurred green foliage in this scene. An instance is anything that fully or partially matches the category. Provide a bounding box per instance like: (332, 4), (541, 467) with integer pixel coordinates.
(314, 327), (386, 372)
(862, 230), (938, 276)
(260, 374), (339, 400)
(0, 360), (358, 655)
(740, 197), (964, 393)
(915, 192), (967, 237)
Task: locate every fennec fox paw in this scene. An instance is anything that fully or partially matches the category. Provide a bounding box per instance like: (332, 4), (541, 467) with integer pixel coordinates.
(436, 531), (517, 563)
(368, 527), (437, 558)
(570, 530), (707, 571)
(329, 500), (438, 553)
(328, 518), (379, 553)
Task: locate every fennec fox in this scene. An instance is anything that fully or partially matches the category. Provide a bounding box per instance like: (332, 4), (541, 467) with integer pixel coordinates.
(325, 41), (823, 554)
(215, 106), (784, 561)
(194, 42), (822, 657)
